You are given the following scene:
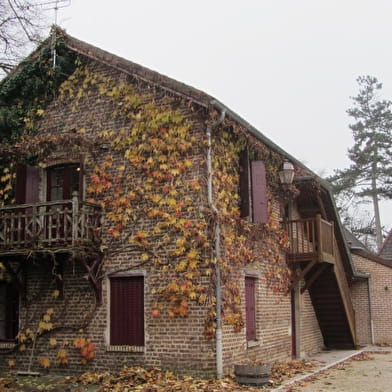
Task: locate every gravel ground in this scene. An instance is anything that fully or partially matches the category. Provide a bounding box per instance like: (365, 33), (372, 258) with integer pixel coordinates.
(280, 351), (392, 392)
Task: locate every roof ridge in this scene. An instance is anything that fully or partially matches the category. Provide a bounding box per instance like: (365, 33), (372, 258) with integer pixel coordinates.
(57, 27), (212, 108)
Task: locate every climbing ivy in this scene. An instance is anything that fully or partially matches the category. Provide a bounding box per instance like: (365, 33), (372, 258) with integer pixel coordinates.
(0, 33), (79, 206)
(1, 46), (293, 360)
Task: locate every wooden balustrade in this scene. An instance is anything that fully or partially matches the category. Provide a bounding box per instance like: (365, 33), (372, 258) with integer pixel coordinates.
(0, 193), (102, 253)
(284, 214), (336, 264)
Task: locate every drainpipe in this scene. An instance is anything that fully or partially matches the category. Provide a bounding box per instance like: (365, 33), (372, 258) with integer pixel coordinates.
(206, 107), (226, 379)
(367, 276), (375, 344)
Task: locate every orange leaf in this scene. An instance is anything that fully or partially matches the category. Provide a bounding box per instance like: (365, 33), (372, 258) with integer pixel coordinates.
(38, 357), (51, 369)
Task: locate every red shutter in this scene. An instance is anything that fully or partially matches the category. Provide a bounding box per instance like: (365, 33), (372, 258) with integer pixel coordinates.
(15, 164), (39, 204)
(251, 161), (268, 223)
(15, 164), (27, 204)
(245, 277), (256, 341)
(239, 149), (250, 218)
(25, 166), (40, 203)
(110, 276), (144, 346)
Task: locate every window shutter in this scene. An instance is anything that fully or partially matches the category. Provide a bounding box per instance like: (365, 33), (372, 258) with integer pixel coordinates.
(15, 164), (39, 204)
(15, 164), (27, 204)
(245, 277), (256, 341)
(25, 166), (40, 203)
(110, 276), (144, 346)
(239, 149), (250, 218)
(251, 161), (268, 223)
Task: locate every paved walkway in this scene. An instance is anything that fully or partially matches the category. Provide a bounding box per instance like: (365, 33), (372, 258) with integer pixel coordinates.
(271, 346), (392, 392)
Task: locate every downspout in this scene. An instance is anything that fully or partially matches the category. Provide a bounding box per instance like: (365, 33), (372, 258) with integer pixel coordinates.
(367, 276), (375, 344)
(206, 108), (226, 379)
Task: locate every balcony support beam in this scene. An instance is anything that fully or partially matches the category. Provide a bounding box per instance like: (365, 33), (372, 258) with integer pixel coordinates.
(300, 263), (328, 294)
(290, 259), (317, 289)
(78, 252), (103, 304)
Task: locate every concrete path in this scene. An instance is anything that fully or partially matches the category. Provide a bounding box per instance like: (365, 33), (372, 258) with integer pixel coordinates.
(271, 346), (392, 392)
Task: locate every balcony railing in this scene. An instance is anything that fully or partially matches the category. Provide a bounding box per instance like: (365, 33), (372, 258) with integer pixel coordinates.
(284, 214), (335, 264)
(0, 193), (102, 254)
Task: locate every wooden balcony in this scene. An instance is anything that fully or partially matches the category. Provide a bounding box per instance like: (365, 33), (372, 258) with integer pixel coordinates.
(284, 214), (335, 264)
(0, 193), (102, 255)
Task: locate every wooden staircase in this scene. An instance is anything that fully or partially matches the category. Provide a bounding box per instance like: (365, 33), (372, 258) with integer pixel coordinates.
(307, 263), (355, 348)
(285, 215), (356, 348)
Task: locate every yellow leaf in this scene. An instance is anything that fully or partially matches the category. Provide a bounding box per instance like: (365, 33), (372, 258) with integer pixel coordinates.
(18, 333), (27, 343)
(49, 338), (57, 346)
(36, 109), (45, 116)
(186, 249), (199, 260)
(175, 260), (187, 272)
(141, 253), (149, 262)
(189, 291), (197, 299)
(52, 289), (60, 298)
(19, 344), (26, 352)
(184, 159), (193, 168)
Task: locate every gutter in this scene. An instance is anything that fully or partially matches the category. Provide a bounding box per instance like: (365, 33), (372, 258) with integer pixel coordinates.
(367, 275), (375, 344)
(206, 107), (226, 379)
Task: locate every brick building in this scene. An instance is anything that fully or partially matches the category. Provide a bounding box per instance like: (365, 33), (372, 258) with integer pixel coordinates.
(0, 29), (359, 377)
(348, 231), (392, 345)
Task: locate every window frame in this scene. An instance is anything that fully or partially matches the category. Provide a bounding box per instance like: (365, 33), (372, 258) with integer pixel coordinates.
(46, 163), (82, 201)
(245, 276), (257, 342)
(239, 149), (268, 224)
(0, 281), (19, 342)
(107, 273), (145, 351)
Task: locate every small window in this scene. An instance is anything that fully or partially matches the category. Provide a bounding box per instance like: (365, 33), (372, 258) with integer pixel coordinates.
(0, 282), (19, 341)
(110, 276), (144, 346)
(245, 277), (256, 341)
(239, 150), (268, 223)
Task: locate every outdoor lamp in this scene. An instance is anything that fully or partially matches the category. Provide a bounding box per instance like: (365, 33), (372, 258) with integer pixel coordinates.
(279, 161), (295, 185)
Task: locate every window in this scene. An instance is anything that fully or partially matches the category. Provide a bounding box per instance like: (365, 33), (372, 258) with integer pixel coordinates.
(0, 282), (19, 341)
(245, 277), (256, 341)
(239, 149), (268, 223)
(47, 164), (81, 201)
(110, 276), (144, 346)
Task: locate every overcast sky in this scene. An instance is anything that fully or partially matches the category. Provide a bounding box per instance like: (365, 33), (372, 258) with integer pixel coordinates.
(47, 0), (392, 230)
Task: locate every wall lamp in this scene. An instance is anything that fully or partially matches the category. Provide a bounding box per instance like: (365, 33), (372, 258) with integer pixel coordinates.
(279, 161), (295, 185)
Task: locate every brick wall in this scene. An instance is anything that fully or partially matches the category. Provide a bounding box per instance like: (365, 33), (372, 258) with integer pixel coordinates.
(351, 252), (392, 345)
(300, 287), (324, 355)
(0, 52), (325, 377)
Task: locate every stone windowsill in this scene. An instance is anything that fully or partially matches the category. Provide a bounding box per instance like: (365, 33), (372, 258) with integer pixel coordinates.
(0, 342), (16, 349)
(247, 339), (261, 349)
(106, 345), (145, 353)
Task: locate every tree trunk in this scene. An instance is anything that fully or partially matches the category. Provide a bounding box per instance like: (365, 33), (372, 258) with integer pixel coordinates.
(371, 163), (383, 251)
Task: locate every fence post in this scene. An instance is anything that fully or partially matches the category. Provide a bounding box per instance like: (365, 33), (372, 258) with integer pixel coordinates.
(316, 214), (322, 261)
(72, 191), (79, 246)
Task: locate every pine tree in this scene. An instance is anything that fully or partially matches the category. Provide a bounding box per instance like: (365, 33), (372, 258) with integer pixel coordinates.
(329, 75), (392, 251)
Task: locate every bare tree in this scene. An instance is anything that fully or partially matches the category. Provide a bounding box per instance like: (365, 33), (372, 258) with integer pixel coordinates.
(0, 0), (49, 75)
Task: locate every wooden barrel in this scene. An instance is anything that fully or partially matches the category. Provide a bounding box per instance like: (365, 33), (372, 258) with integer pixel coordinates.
(234, 364), (272, 386)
